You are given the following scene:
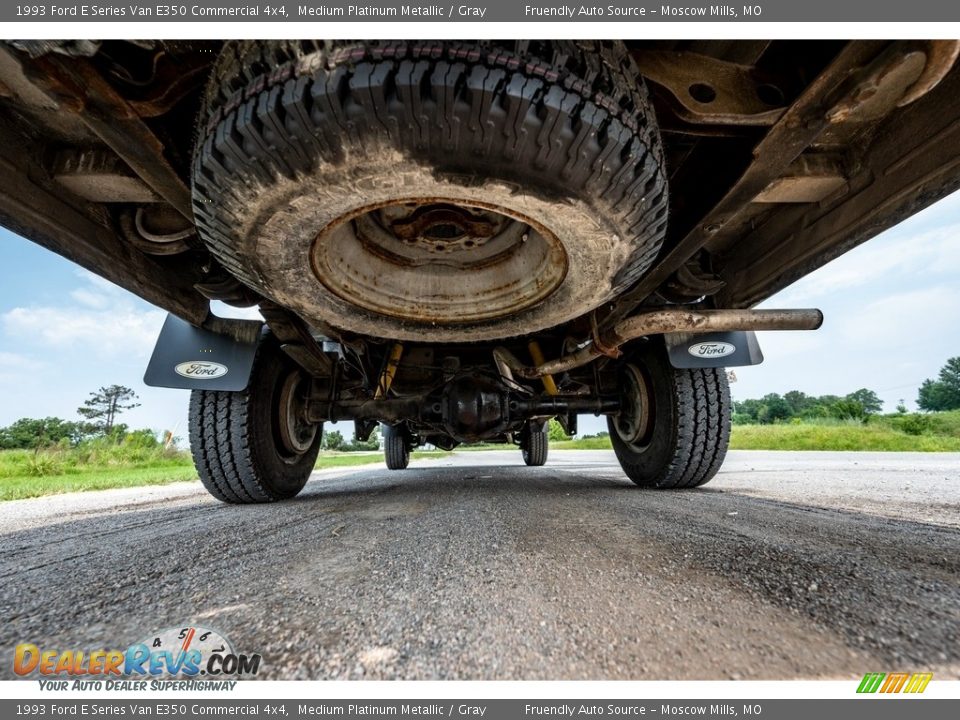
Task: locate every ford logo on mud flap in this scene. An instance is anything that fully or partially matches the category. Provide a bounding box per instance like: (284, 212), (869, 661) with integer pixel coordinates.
(688, 341), (736, 358)
(175, 361), (228, 379)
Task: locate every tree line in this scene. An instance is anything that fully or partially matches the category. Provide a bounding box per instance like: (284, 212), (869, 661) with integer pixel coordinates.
(320, 428), (381, 452)
(0, 385), (146, 450)
(733, 388), (884, 425)
(917, 357), (960, 411)
(3, 357), (958, 447)
(735, 356), (960, 424)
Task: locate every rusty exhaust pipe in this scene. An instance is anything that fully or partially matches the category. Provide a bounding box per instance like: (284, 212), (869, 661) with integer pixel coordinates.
(500, 308), (823, 379)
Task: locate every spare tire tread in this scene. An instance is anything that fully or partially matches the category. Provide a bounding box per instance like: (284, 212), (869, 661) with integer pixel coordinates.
(193, 40), (668, 301)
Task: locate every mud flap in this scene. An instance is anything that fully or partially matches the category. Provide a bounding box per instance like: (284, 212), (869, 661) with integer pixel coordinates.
(144, 314), (263, 391)
(664, 330), (763, 369)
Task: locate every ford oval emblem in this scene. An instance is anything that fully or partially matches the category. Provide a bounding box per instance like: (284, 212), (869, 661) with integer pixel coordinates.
(175, 361), (228, 379)
(688, 341), (736, 358)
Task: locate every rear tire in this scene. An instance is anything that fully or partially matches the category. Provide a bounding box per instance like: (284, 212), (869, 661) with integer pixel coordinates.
(521, 422), (549, 466)
(188, 334), (322, 503)
(383, 424), (410, 470)
(608, 341), (730, 488)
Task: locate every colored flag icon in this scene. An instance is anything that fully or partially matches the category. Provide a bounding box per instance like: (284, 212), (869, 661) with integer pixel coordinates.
(857, 672), (932, 694)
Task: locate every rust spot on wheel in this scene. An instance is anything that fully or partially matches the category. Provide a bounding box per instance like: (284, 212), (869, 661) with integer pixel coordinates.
(614, 363), (655, 447)
(277, 370), (317, 459)
(310, 197), (568, 324)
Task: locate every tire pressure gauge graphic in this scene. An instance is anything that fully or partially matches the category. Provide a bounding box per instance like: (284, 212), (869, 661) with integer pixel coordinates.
(136, 626), (233, 675)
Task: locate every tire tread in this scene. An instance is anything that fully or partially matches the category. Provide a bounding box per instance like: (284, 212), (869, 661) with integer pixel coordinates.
(383, 425), (410, 470)
(187, 337), (320, 503)
(610, 353), (731, 489)
(192, 40), (668, 300)
(521, 424), (549, 466)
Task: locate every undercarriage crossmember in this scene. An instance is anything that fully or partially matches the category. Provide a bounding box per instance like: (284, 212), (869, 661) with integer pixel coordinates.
(307, 373), (620, 445)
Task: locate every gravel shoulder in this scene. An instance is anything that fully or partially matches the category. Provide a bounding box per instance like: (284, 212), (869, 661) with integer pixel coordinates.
(1, 450), (957, 680)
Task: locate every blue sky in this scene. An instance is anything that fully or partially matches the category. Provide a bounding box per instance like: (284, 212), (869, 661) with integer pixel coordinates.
(1, 190), (959, 439)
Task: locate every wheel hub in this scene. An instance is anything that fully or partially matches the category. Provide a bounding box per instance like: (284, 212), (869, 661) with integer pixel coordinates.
(614, 364), (654, 446)
(310, 198), (568, 324)
(387, 204), (504, 254)
(277, 371), (317, 457)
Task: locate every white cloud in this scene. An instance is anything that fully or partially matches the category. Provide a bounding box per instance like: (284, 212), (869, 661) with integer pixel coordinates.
(836, 284), (957, 345)
(2, 272), (164, 358)
(0, 351), (32, 368)
(770, 221), (960, 305)
(69, 287), (111, 309)
(73, 268), (117, 291)
(752, 327), (827, 363)
(0, 351), (48, 386)
(736, 282), (959, 411)
(3, 306), (164, 357)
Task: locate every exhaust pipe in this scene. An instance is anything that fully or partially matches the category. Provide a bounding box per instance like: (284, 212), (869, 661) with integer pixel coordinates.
(500, 308), (823, 379)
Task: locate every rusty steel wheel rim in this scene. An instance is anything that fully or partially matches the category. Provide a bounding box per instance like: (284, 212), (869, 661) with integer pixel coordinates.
(277, 371), (317, 459)
(614, 363), (655, 447)
(310, 198), (568, 324)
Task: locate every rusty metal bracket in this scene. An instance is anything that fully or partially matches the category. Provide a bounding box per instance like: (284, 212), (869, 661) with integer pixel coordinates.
(520, 308), (824, 379)
(602, 42), (889, 329)
(661, 258), (727, 301)
(899, 40), (960, 107)
(126, 62), (210, 118)
(633, 50), (788, 126)
(590, 312), (622, 359)
(259, 302), (335, 378)
(18, 50), (193, 220)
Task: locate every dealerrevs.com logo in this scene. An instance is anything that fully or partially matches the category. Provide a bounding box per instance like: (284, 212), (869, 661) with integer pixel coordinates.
(14, 626), (261, 690)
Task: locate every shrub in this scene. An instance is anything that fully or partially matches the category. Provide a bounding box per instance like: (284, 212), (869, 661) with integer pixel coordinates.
(548, 419), (571, 441)
(123, 429), (161, 449)
(25, 452), (64, 477)
(888, 414), (931, 436)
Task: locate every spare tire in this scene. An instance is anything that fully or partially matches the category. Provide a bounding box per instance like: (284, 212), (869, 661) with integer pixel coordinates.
(193, 41), (668, 342)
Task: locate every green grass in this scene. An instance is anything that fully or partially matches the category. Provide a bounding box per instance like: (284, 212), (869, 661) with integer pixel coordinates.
(314, 452), (385, 468)
(729, 423), (960, 452)
(731, 410), (960, 452)
(314, 451), (444, 468)
(4, 410), (958, 501)
(0, 465), (201, 501)
(878, 409), (960, 438)
(0, 444), (197, 501)
(554, 435), (614, 450)
(0, 446), (448, 501)
(0, 445), (191, 478)
(552, 411), (960, 452)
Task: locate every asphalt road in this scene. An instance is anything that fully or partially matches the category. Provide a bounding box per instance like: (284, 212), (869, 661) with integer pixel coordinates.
(1, 450), (958, 680)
